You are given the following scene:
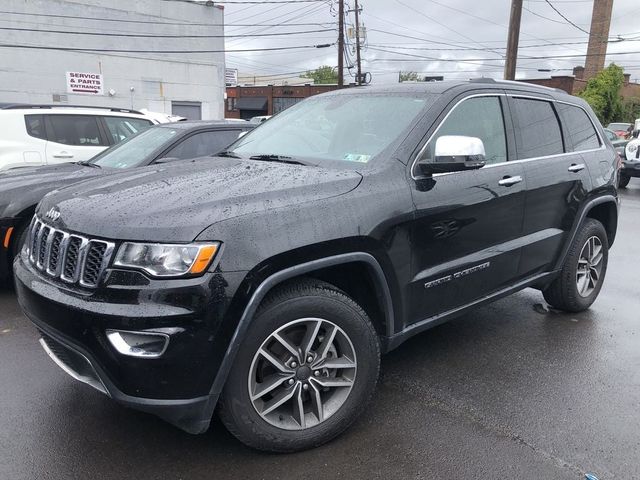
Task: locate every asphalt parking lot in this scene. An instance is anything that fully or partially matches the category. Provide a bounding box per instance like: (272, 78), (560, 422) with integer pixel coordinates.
(1, 186), (639, 480)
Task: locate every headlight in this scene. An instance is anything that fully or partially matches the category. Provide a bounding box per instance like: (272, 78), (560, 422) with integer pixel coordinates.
(113, 242), (220, 277)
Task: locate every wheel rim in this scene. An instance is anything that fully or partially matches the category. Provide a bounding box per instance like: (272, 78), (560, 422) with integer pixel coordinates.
(576, 235), (604, 298)
(248, 318), (357, 431)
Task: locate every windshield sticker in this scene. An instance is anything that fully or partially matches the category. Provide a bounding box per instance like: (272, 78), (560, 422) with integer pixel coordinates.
(343, 153), (371, 163)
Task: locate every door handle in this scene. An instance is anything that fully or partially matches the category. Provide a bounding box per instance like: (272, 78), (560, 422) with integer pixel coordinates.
(52, 151), (74, 159)
(568, 163), (586, 172)
(498, 175), (523, 187)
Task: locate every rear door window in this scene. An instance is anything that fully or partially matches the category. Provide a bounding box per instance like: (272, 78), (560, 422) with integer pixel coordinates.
(102, 116), (153, 144)
(44, 115), (107, 146)
(511, 98), (564, 159)
(556, 104), (601, 151)
(165, 130), (244, 159)
(25, 114), (46, 140)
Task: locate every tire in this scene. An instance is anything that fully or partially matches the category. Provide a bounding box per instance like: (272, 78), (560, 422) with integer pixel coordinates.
(618, 174), (631, 188)
(543, 218), (608, 312)
(218, 278), (380, 452)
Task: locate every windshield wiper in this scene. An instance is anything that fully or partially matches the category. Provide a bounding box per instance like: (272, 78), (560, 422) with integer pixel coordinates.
(216, 150), (242, 158)
(248, 154), (307, 166)
(76, 161), (101, 169)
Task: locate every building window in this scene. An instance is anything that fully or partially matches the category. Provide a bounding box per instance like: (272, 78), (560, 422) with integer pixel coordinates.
(273, 96), (303, 114)
(227, 98), (237, 111)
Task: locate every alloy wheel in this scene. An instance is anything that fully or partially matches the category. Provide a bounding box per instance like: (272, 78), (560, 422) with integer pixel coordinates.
(248, 318), (357, 430)
(576, 235), (604, 297)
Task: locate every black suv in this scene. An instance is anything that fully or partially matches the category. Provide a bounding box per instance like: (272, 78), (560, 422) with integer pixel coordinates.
(14, 80), (618, 452)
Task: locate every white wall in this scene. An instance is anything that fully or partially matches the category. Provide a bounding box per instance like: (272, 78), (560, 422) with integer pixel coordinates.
(0, 0), (225, 119)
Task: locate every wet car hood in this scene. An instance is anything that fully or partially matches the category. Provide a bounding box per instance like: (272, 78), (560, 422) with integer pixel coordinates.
(37, 156), (363, 242)
(0, 163), (106, 218)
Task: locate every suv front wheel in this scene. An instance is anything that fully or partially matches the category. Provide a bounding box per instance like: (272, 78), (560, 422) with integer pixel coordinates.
(543, 218), (608, 312)
(219, 279), (380, 452)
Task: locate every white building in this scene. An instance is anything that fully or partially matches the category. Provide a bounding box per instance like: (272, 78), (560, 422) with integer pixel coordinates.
(0, 0), (226, 120)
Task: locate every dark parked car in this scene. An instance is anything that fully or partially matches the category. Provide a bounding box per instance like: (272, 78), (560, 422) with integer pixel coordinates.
(15, 80), (618, 452)
(0, 120), (253, 281)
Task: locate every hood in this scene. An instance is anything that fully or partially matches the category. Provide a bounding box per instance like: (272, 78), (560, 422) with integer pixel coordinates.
(37, 157), (363, 242)
(0, 163), (105, 218)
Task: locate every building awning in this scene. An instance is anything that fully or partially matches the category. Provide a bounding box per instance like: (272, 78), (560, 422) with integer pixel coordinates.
(236, 96), (268, 110)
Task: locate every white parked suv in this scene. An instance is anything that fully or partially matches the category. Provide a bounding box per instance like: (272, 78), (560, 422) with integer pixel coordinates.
(0, 105), (156, 171)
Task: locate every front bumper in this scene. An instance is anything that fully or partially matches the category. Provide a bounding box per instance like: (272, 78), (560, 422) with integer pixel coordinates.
(621, 160), (640, 178)
(14, 252), (248, 434)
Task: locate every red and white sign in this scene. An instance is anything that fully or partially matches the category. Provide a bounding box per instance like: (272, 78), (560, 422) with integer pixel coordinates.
(66, 71), (104, 95)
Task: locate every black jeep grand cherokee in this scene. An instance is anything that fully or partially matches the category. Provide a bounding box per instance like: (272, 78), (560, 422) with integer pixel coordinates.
(15, 80), (618, 452)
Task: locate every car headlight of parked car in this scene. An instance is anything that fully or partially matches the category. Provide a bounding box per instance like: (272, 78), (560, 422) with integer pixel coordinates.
(114, 242), (220, 277)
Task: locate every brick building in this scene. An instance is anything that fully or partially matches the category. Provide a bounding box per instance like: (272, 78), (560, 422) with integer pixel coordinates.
(520, 66), (640, 99)
(225, 84), (349, 120)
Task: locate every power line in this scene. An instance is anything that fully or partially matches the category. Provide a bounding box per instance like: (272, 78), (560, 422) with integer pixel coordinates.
(366, 38), (640, 52)
(0, 43), (334, 54)
(391, 0), (503, 57)
(212, 0), (326, 3)
(543, 0), (590, 35)
(226, 1), (329, 46)
(0, 26), (335, 38)
(366, 48), (640, 63)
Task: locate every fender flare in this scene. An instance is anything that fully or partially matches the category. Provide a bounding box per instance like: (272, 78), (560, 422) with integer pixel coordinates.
(204, 252), (395, 415)
(553, 194), (618, 271)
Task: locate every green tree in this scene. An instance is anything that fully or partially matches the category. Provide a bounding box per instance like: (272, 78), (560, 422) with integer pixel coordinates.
(399, 71), (420, 82)
(578, 63), (625, 125)
(623, 97), (640, 123)
(301, 65), (338, 84)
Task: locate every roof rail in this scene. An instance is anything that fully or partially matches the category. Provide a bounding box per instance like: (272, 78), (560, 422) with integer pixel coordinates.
(0, 104), (144, 115)
(468, 78), (566, 95)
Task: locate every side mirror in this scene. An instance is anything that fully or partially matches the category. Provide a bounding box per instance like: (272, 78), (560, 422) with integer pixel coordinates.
(154, 157), (180, 164)
(418, 135), (486, 175)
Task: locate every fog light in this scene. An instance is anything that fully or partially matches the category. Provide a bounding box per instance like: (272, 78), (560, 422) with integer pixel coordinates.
(106, 330), (169, 358)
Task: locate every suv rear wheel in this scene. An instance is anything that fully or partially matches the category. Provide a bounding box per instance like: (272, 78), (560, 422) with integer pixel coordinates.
(219, 279), (380, 452)
(543, 218), (608, 312)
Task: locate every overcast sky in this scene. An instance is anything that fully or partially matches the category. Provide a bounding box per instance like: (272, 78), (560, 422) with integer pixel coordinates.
(222, 0), (640, 85)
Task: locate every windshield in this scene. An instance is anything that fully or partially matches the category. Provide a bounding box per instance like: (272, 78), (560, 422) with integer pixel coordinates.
(90, 126), (180, 169)
(230, 93), (432, 165)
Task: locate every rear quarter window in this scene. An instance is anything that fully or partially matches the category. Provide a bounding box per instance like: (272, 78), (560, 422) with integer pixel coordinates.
(25, 114), (47, 140)
(45, 114), (107, 146)
(556, 103), (601, 151)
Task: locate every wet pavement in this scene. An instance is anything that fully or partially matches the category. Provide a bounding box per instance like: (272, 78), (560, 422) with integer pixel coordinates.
(1, 186), (639, 480)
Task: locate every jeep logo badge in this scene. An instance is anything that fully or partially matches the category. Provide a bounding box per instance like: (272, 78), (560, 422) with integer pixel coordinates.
(45, 207), (61, 222)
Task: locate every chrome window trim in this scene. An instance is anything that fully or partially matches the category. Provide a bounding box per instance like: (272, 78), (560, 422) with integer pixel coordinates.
(411, 92), (606, 180)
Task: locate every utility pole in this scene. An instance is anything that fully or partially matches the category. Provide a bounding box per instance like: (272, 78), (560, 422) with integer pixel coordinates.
(338, 0), (344, 87)
(504, 0), (523, 80)
(354, 0), (362, 85)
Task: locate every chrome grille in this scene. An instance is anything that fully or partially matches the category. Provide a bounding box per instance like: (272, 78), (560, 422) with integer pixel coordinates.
(27, 217), (115, 288)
